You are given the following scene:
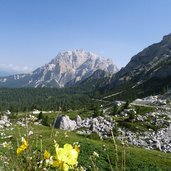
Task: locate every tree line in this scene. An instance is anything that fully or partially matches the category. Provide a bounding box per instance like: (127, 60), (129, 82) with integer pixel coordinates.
(0, 87), (93, 112)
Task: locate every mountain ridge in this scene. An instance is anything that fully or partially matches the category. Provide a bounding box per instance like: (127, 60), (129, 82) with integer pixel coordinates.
(106, 33), (171, 99)
(0, 49), (118, 88)
(1, 33), (171, 96)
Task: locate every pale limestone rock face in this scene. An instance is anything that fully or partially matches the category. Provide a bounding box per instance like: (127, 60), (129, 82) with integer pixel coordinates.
(75, 115), (82, 126)
(0, 49), (118, 88)
(55, 115), (76, 131)
(0, 120), (5, 126)
(30, 49), (118, 87)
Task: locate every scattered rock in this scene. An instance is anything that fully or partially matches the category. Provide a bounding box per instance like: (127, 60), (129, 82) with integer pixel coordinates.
(55, 115), (76, 131)
(75, 115), (82, 126)
(54, 114), (115, 139)
(0, 120), (5, 126)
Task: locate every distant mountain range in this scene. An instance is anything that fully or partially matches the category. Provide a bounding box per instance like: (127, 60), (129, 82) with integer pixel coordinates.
(0, 49), (118, 88)
(0, 70), (15, 77)
(0, 34), (171, 98)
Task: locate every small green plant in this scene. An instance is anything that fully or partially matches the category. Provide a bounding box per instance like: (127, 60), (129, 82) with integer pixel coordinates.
(38, 111), (43, 120)
(112, 105), (119, 116)
(92, 103), (103, 117)
(124, 101), (130, 109)
(112, 126), (120, 137)
(86, 132), (101, 140)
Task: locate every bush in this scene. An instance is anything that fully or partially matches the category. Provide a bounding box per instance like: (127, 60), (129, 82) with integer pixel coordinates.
(41, 115), (53, 126)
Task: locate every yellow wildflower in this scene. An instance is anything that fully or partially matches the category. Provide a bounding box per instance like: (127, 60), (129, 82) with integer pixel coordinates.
(16, 137), (28, 155)
(53, 159), (69, 171)
(62, 163), (69, 171)
(53, 143), (80, 171)
(44, 150), (51, 160)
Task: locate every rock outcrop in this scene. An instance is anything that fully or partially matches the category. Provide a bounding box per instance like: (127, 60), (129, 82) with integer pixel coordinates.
(55, 115), (76, 131)
(55, 115), (115, 139)
(0, 114), (11, 129)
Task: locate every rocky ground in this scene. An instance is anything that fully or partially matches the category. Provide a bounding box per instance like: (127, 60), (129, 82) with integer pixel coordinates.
(1, 95), (171, 153)
(55, 115), (115, 139)
(55, 111), (171, 153)
(55, 95), (171, 153)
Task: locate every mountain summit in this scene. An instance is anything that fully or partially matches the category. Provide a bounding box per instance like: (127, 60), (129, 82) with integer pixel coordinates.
(0, 49), (118, 88)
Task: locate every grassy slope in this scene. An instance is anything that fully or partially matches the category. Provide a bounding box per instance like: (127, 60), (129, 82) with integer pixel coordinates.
(0, 124), (171, 171)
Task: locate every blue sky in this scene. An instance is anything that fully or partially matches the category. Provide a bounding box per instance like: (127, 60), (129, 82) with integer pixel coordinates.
(0, 0), (171, 73)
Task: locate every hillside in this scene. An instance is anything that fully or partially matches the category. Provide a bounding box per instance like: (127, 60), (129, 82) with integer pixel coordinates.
(104, 34), (171, 100)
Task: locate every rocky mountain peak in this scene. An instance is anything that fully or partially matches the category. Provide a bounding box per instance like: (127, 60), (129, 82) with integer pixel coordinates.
(50, 49), (114, 68)
(0, 50), (118, 88)
(162, 33), (171, 43)
(40, 49), (118, 87)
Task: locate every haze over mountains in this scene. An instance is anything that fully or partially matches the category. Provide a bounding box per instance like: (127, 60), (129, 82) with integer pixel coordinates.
(0, 70), (14, 77)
